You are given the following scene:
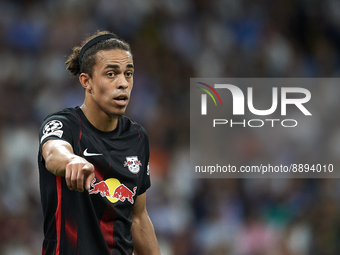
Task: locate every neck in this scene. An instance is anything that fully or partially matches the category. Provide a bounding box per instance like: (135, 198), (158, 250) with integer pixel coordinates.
(80, 102), (118, 132)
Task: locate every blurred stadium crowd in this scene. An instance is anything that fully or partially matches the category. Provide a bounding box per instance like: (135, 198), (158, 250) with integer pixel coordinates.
(1, 0), (340, 254)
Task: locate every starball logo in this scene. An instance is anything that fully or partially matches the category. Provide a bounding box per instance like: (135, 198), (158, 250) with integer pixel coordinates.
(196, 82), (312, 128)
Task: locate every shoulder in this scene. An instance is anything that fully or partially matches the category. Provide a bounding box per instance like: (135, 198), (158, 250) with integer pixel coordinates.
(43, 107), (79, 122)
(39, 107), (80, 137)
(39, 107), (80, 145)
(41, 107), (80, 127)
(120, 116), (148, 140)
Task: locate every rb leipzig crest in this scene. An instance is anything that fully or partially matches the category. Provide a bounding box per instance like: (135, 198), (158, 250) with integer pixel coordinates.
(124, 156), (142, 174)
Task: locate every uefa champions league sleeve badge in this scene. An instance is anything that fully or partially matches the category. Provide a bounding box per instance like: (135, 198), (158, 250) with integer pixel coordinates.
(40, 120), (64, 143)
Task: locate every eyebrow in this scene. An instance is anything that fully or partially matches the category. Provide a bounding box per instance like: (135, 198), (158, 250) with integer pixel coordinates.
(104, 64), (134, 70)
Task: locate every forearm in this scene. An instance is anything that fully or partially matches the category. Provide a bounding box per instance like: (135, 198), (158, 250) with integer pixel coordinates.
(132, 210), (160, 255)
(42, 140), (77, 176)
(42, 139), (95, 192)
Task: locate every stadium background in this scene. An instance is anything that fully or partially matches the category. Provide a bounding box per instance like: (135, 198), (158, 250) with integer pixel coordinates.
(1, 0), (340, 254)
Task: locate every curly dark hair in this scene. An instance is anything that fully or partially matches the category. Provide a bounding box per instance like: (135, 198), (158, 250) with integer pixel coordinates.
(65, 30), (132, 77)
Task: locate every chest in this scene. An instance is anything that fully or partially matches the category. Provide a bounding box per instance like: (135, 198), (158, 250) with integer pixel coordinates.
(74, 129), (145, 206)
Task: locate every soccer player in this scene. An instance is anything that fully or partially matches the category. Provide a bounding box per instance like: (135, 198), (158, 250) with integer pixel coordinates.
(38, 30), (161, 255)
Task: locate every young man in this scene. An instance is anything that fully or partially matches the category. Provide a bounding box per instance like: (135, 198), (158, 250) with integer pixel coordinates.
(38, 31), (160, 255)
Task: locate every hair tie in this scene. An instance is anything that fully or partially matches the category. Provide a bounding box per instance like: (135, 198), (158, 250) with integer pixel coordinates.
(78, 34), (118, 65)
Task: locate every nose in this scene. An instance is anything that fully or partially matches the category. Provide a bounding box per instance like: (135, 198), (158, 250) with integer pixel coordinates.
(116, 74), (129, 90)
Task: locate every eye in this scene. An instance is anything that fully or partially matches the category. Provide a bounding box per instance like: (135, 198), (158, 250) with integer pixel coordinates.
(125, 71), (133, 78)
(107, 72), (115, 77)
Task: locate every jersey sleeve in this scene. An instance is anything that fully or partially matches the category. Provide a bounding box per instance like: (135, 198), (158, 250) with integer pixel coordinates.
(137, 126), (151, 195)
(38, 114), (75, 161)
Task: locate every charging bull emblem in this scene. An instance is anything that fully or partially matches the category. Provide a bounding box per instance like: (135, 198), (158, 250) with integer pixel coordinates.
(124, 156), (142, 174)
(113, 184), (137, 204)
(88, 179), (110, 197)
(88, 178), (137, 204)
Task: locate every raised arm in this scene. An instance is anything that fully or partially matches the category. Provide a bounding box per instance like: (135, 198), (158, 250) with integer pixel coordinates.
(131, 192), (160, 255)
(42, 139), (95, 192)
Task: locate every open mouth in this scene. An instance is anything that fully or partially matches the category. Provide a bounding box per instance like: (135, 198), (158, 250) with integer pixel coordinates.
(113, 94), (129, 106)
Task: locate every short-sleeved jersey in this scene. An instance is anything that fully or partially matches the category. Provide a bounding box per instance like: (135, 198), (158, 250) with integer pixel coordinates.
(38, 106), (151, 255)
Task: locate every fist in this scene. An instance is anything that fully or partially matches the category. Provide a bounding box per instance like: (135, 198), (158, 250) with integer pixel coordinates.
(65, 157), (95, 192)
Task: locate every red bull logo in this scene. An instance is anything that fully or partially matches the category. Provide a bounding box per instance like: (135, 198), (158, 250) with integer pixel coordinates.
(88, 180), (110, 197)
(113, 184), (137, 203)
(88, 178), (137, 204)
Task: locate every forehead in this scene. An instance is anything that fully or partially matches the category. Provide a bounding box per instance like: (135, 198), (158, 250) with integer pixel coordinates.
(94, 49), (133, 67)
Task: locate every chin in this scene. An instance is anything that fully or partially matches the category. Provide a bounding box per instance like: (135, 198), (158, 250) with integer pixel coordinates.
(106, 105), (127, 119)
(107, 113), (122, 119)
(109, 110), (126, 119)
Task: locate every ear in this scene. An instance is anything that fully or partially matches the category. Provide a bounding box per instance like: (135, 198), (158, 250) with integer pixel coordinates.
(79, 73), (92, 91)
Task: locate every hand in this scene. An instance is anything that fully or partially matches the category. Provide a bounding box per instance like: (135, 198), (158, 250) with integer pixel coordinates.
(65, 156), (95, 192)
